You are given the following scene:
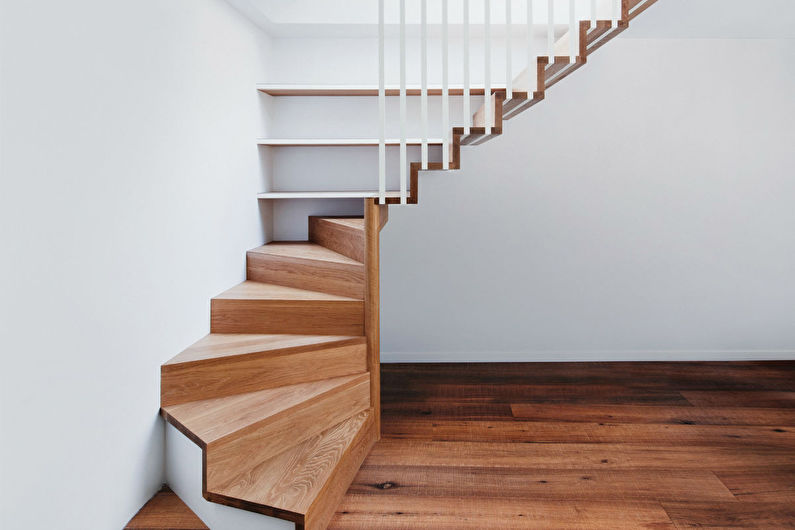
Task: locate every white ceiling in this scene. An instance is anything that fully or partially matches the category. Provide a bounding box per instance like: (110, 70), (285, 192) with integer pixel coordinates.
(227, 0), (795, 39)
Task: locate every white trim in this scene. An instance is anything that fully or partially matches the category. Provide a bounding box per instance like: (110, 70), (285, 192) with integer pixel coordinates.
(421, 0), (428, 170)
(256, 138), (444, 146)
(463, 0), (471, 136)
(442, 0), (450, 169)
(547, 0), (555, 62)
(484, 0), (492, 132)
(258, 191), (403, 199)
(382, 350), (795, 363)
(378, 0), (386, 204)
(505, 0), (512, 100)
(400, 0), (407, 204)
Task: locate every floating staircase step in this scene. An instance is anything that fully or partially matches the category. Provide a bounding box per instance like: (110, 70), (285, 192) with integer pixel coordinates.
(210, 281), (364, 335)
(208, 409), (377, 530)
(247, 242), (364, 298)
(125, 485), (208, 530)
(308, 217), (365, 263)
(584, 20), (628, 55)
(161, 373), (371, 492)
(161, 333), (367, 407)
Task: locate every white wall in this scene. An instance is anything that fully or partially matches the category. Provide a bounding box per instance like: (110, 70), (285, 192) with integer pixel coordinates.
(0, 0), (272, 528)
(381, 37), (795, 361)
(261, 32), (795, 361)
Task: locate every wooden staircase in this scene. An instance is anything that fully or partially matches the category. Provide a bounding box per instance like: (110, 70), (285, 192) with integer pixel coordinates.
(161, 209), (385, 530)
(161, 1), (658, 528)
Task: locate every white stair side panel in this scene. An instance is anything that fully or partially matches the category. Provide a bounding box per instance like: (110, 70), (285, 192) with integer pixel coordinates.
(164, 423), (293, 530)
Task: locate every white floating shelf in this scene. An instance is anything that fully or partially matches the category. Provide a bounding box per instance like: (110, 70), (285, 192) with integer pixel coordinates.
(257, 191), (403, 199)
(257, 84), (507, 96)
(256, 138), (444, 146)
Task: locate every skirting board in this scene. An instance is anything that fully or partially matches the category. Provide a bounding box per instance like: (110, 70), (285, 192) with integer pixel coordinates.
(381, 350), (795, 363)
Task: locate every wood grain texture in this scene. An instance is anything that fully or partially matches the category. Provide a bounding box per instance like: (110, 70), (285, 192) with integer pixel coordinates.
(247, 242), (365, 298)
(309, 217), (365, 262)
(125, 486), (208, 530)
(330, 362), (795, 528)
(161, 334), (367, 407)
(364, 199), (383, 436)
(204, 374), (370, 491)
(210, 281), (364, 335)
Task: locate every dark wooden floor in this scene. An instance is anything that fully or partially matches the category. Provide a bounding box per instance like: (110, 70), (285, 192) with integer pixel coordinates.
(330, 361), (795, 529)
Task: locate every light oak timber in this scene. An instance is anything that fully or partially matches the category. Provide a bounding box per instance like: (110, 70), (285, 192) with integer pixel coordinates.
(209, 410), (377, 530)
(161, 373), (370, 491)
(247, 242), (365, 299)
(331, 496), (676, 529)
(308, 217), (365, 263)
(161, 334), (367, 407)
(364, 199), (383, 436)
(210, 281), (364, 335)
(125, 485), (208, 530)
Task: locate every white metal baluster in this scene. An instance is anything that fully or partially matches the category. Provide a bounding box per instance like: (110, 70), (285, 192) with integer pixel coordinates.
(568, 0), (577, 62)
(400, 0), (407, 204)
(463, 0), (470, 136)
(421, 0), (428, 170)
(484, 0), (491, 132)
(612, 0), (620, 27)
(527, 0), (536, 94)
(378, 0), (386, 204)
(442, 0), (449, 169)
(591, 0), (597, 29)
(505, 0), (512, 101)
(547, 0), (554, 63)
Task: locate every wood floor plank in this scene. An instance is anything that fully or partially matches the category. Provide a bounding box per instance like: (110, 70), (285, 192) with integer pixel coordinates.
(363, 440), (795, 471)
(681, 391), (795, 408)
(510, 403), (795, 425)
(346, 465), (735, 502)
(381, 420), (795, 447)
(715, 468), (795, 503)
(661, 501), (795, 528)
(331, 496), (675, 529)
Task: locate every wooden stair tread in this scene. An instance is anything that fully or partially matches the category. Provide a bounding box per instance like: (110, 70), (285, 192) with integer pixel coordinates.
(213, 280), (361, 302)
(163, 333), (364, 366)
(125, 486), (208, 530)
(249, 241), (362, 266)
(212, 409), (373, 518)
(162, 373), (368, 445)
(319, 218), (364, 231)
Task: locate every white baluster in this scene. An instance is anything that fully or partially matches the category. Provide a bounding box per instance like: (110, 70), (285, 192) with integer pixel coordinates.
(400, 0), (407, 204)
(506, 0), (512, 101)
(484, 0), (491, 132)
(591, 0), (597, 29)
(612, 0), (620, 27)
(378, 0), (385, 204)
(463, 0), (470, 136)
(442, 0), (449, 169)
(568, 0), (577, 63)
(527, 0), (536, 94)
(547, 0), (554, 63)
(421, 0), (428, 170)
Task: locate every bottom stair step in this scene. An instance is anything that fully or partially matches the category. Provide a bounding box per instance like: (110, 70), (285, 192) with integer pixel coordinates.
(208, 409), (377, 530)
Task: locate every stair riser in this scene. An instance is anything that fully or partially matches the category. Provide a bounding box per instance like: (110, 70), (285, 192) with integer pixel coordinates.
(210, 299), (364, 335)
(308, 218), (364, 263)
(303, 413), (378, 530)
(161, 341), (367, 407)
(246, 252), (364, 299)
(205, 377), (371, 491)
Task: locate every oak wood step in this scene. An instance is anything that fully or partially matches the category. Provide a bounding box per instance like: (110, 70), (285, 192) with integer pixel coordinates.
(308, 217), (365, 263)
(161, 373), (371, 492)
(247, 242), (365, 298)
(161, 333), (367, 407)
(125, 485), (208, 530)
(210, 281), (364, 335)
(209, 409), (377, 530)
